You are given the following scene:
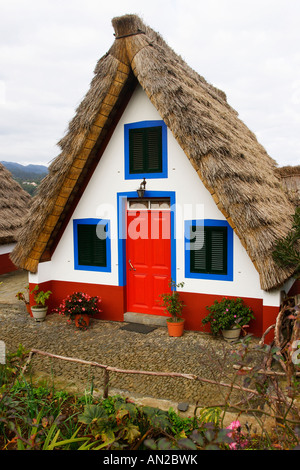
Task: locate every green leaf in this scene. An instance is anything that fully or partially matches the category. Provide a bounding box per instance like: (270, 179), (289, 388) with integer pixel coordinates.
(78, 404), (107, 425)
(123, 424), (141, 443)
(177, 438), (197, 450)
(156, 438), (174, 450)
(189, 430), (204, 447)
(143, 406), (171, 430)
(145, 438), (157, 450)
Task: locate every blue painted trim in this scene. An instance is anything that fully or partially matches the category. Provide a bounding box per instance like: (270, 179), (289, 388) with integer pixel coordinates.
(184, 219), (233, 281)
(117, 191), (176, 287)
(124, 120), (168, 180)
(73, 218), (111, 272)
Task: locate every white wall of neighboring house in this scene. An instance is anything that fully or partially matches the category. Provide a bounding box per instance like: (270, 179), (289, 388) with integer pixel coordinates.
(0, 243), (16, 255)
(29, 85), (282, 308)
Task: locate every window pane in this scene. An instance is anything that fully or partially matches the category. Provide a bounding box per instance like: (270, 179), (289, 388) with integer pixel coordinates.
(129, 129), (145, 173)
(190, 226), (206, 272)
(77, 224), (106, 267)
(129, 126), (162, 174)
(128, 200), (149, 209)
(210, 228), (227, 274)
(190, 225), (227, 275)
(150, 199), (170, 209)
(147, 127), (162, 172)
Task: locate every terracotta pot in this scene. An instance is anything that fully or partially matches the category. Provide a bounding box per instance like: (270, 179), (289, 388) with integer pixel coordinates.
(26, 303), (31, 314)
(74, 313), (90, 329)
(221, 327), (241, 342)
(167, 319), (185, 337)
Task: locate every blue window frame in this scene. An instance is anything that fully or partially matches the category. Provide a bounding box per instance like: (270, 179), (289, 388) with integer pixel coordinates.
(184, 220), (233, 281)
(124, 120), (168, 180)
(73, 218), (111, 272)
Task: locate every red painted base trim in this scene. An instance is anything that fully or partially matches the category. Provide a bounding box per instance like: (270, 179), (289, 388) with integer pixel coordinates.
(29, 280), (125, 322)
(180, 292), (268, 337)
(29, 280), (279, 341)
(0, 252), (18, 275)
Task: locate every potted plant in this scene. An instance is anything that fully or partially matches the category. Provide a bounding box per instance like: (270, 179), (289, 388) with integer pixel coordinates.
(160, 280), (185, 337)
(54, 292), (102, 330)
(30, 285), (52, 322)
(202, 297), (255, 342)
(16, 285), (30, 314)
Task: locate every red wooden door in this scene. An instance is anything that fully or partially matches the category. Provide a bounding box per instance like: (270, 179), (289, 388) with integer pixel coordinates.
(126, 210), (171, 316)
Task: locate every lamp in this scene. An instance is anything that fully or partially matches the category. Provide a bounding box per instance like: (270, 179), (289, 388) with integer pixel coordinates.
(137, 178), (146, 198)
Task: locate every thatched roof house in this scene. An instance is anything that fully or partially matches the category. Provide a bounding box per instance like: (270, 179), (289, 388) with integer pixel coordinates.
(0, 162), (31, 246)
(11, 14), (295, 295)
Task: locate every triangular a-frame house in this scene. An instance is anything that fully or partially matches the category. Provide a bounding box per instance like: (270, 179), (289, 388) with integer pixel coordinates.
(0, 162), (31, 274)
(11, 15), (298, 337)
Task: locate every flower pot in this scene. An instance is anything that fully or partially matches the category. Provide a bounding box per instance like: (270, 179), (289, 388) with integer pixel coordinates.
(74, 313), (90, 329)
(221, 327), (241, 342)
(31, 305), (48, 322)
(167, 319), (185, 337)
(25, 304), (31, 315)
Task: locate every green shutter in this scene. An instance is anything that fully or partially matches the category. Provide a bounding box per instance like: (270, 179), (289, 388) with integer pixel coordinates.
(129, 129), (145, 173)
(129, 126), (162, 174)
(146, 127), (162, 172)
(190, 226), (206, 272)
(190, 226), (227, 275)
(77, 224), (106, 267)
(209, 227), (227, 274)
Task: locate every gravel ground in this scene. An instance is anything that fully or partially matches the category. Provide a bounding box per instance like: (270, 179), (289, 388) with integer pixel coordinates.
(0, 271), (263, 409)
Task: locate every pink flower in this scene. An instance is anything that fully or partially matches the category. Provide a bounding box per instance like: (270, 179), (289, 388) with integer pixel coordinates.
(226, 420), (248, 450)
(227, 420), (241, 431)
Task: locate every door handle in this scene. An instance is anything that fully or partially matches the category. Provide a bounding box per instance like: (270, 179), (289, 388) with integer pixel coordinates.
(128, 259), (136, 271)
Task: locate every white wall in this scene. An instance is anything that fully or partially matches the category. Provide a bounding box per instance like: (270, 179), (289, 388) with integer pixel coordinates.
(0, 243), (16, 255)
(30, 85), (281, 307)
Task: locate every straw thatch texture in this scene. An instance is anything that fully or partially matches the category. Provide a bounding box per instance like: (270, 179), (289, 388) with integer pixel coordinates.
(11, 14), (295, 290)
(276, 166), (300, 207)
(0, 163), (31, 245)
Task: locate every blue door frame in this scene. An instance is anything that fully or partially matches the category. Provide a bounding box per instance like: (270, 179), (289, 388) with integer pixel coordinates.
(117, 191), (176, 288)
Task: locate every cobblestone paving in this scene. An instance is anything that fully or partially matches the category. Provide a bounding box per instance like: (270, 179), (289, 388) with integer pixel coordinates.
(0, 271), (263, 407)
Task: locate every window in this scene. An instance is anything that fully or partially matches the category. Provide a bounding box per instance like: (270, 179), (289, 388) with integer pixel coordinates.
(73, 219), (111, 272)
(190, 226), (227, 275)
(129, 126), (162, 174)
(185, 220), (233, 281)
(128, 198), (171, 210)
(124, 121), (168, 179)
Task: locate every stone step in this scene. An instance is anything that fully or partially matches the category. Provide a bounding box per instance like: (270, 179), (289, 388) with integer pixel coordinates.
(124, 312), (168, 327)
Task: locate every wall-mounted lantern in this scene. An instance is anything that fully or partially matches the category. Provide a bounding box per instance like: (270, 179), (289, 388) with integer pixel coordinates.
(137, 178), (147, 198)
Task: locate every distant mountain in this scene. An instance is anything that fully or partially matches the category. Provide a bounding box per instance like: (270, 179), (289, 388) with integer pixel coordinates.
(1, 161), (48, 178)
(1, 161), (48, 196)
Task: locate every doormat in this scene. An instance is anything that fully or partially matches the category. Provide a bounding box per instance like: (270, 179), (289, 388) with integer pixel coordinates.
(120, 323), (157, 334)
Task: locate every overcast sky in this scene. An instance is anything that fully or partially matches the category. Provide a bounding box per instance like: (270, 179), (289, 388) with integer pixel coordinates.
(0, 0), (299, 168)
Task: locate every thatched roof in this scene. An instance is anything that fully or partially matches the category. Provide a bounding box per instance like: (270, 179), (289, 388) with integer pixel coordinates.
(0, 162), (31, 245)
(276, 165), (300, 207)
(11, 14), (296, 290)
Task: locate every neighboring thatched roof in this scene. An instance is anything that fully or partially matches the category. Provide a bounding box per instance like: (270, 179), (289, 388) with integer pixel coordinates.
(11, 14), (296, 290)
(0, 162), (31, 245)
(276, 165), (300, 207)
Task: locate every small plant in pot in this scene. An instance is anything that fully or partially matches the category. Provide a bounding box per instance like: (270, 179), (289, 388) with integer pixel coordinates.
(159, 280), (185, 337)
(202, 297), (255, 342)
(55, 292), (102, 330)
(30, 285), (52, 322)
